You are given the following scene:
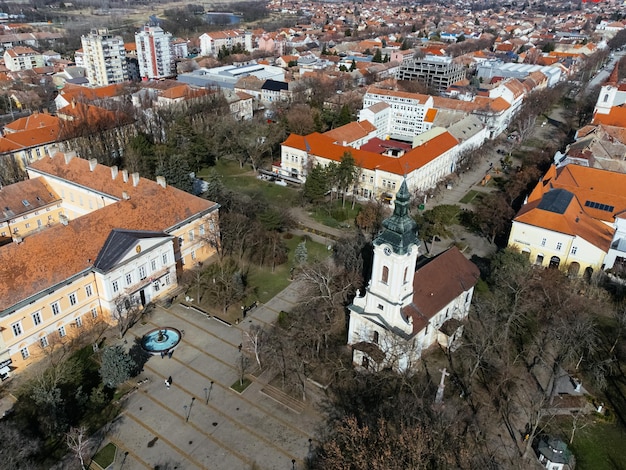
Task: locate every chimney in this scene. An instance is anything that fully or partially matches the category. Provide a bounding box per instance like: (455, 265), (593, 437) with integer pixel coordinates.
(122, 191), (130, 200)
(122, 169), (129, 183)
(111, 165), (119, 180)
(132, 172), (140, 187)
(63, 151), (76, 164)
(88, 158), (97, 172)
(156, 176), (167, 188)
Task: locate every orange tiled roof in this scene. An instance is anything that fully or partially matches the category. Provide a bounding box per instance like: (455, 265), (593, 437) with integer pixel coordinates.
(366, 86), (431, 103)
(0, 177), (60, 222)
(592, 107), (626, 128)
(0, 123), (60, 153)
(283, 130), (458, 176)
(527, 164), (626, 224)
(58, 83), (126, 103)
(0, 154), (218, 310)
(159, 84), (211, 101)
(323, 120), (376, 144)
(3, 112), (59, 133)
(424, 108), (438, 123)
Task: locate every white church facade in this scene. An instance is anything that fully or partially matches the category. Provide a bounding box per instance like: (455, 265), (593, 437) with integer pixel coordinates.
(347, 181), (480, 372)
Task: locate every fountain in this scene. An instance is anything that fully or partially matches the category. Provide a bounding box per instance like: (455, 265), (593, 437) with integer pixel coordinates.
(140, 327), (182, 355)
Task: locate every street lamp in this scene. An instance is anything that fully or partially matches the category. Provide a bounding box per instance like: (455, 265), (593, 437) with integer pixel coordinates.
(206, 380), (214, 404)
(183, 405), (188, 423)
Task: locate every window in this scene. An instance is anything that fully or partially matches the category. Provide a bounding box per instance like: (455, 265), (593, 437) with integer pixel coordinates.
(362, 355), (369, 369)
(69, 292), (77, 306)
(165, 274), (171, 285)
(125, 272), (132, 286)
(51, 301), (61, 315)
(85, 284), (93, 297)
(536, 254), (544, 265)
(377, 304), (384, 310)
(541, 238), (546, 247)
(372, 331), (379, 344)
(403, 267), (408, 284)
(571, 246), (578, 255)
(112, 279), (120, 293)
(162, 253), (168, 265)
(32, 311), (42, 326)
(151, 258), (157, 271)
(191, 250), (196, 261)
(199, 224), (205, 236)
(40, 336), (49, 348)
(20, 347), (29, 360)
(556, 242), (562, 251)
(11, 321), (23, 337)
(76, 316), (83, 328)
(25, 223), (30, 228)
(138, 265), (147, 280)
(188, 230), (195, 241)
(58, 326), (66, 338)
(381, 266), (389, 284)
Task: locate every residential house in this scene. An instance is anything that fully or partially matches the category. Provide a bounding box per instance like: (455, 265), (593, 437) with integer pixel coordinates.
(260, 79), (290, 105)
(348, 181), (479, 371)
(0, 112), (61, 170)
(0, 150), (220, 380)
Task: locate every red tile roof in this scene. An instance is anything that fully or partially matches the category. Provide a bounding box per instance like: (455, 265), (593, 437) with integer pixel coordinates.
(0, 153), (218, 310)
(283, 130), (458, 176)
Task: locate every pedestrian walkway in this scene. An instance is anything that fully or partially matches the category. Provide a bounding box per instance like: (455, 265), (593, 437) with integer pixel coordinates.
(97, 281), (323, 470)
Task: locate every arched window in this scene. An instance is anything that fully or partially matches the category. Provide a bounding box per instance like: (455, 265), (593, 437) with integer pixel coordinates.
(603, 94), (609, 103)
(382, 266), (389, 284)
(403, 267), (408, 284)
(549, 256), (560, 269)
(372, 331), (379, 344)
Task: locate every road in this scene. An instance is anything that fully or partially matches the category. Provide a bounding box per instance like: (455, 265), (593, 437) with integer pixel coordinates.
(587, 49), (626, 91)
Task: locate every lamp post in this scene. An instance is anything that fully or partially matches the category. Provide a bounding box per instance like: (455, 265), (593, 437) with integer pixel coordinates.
(206, 380), (214, 404)
(183, 405), (187, 423)
(186, 396), (195, 422)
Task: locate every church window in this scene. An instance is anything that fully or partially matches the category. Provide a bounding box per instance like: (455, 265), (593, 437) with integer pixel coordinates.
(603, 94), (609, 103)
(372, 331), (379, 344)
(403, 267), (408, 284)
(381, 266), (389, 284)
(377, 304), (384, 311)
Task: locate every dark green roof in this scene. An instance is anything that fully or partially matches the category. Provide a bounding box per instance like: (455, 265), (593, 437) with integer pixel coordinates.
(373, 180), (419, 255)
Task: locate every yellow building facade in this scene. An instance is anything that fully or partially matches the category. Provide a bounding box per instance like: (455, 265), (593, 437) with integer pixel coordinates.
(0, 150), (220, 380)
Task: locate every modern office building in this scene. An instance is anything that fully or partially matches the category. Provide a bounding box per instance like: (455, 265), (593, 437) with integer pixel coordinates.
(396, 55), (466, 93)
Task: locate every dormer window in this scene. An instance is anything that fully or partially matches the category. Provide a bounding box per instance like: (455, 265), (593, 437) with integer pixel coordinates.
(22, 200), (30, 207)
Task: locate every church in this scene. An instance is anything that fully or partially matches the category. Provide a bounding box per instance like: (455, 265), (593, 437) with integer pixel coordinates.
(348, 181), (480, 372)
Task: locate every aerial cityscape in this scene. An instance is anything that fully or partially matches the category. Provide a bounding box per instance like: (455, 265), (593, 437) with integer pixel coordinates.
(0, 0), (625, 468)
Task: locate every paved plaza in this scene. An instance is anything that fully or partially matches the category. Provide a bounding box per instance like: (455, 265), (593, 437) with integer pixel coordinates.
(102, 281), (323, 470)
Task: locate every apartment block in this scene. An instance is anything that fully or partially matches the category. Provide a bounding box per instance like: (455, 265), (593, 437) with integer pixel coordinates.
(81, 28), (128, 86)
(135, 25), (175, 80)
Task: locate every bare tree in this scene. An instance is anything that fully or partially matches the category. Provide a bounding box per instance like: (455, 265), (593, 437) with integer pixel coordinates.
(66, 426), (91, 470)
(111, 295), (143, 338)
(244, 324), (265, 368)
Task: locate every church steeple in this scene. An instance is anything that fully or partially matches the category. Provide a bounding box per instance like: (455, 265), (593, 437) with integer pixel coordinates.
(374, 180), (420, 255)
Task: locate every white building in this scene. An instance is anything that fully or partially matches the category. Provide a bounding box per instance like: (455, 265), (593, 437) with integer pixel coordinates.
(361, 87), (436, 140)
(3, 46), (44, 72)
(81, 28), (128, 86)
(348, 181), (479, 372)
(135, 25), (175, 80)
(199, 30), (252, 57)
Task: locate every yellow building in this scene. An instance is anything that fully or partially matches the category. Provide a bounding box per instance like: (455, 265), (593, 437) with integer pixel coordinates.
(0, 150), (219, 380)
(508, 164), (626, 276)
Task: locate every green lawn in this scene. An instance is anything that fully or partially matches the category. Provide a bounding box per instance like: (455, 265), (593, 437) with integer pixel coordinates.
(311, 201), (361, 228)
(460, 190), (480, 204)
(546, 412), (626, 470)
(245, 234), (330, 303)
(231, 378), (252, 393)
(91, 442), (116, 469)
(198, 160), (299, 209)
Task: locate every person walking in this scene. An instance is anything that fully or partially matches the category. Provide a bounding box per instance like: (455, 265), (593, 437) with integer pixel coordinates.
(165, 376), (172, 389)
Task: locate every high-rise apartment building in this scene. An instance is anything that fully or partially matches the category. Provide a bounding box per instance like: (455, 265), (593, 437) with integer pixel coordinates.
(135, 25), (175, 80)
(81, 28), (128, 86)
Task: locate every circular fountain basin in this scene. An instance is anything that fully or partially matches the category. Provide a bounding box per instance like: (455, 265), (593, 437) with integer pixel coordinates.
(141, 327), (182, 355)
